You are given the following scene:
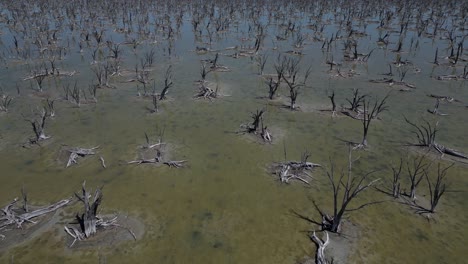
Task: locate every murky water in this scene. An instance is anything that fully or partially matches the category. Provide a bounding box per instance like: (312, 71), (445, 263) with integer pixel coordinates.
(0, 1), (467, 263)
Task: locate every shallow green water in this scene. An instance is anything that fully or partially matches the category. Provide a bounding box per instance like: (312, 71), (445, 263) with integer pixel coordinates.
(0, 1), (467, 263)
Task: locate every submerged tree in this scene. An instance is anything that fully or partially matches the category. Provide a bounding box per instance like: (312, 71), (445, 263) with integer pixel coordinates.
(26, 107), (51, 144)
(298, 147), (380, 233)
(405, 155), (429, 202)
(159, 65), (173, 100)
(405, 118), (468, 159)
(354, 94), (389, 149)
(421, 163), (453, 213)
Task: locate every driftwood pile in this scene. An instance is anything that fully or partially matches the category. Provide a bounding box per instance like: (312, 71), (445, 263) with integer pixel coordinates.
(1, 193), (71, 239)
(271, 152), (321, 185)
(127, 133), (186, 168)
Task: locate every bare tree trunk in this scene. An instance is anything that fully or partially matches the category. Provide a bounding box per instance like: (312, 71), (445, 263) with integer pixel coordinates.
(311, 231), (329, 264)
(328, 91), (336, 116)
(312, 147), (380, 233)
(406, 156), (428, 202)
(75, 181), (102, 238)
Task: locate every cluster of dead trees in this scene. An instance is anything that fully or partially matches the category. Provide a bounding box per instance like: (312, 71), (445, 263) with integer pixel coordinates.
(1, 0), (467, 263)
(263, 55), (312, 110)
(324, 89), (390, 149)
(378, 155), (454, 215)
(193, 53), (230, 101)
(294, 145), (457, 263)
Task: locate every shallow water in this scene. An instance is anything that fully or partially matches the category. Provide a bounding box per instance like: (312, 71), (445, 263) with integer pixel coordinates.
(0, 1), (467, 263)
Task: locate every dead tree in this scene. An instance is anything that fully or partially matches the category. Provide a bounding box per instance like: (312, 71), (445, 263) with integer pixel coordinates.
(44, 98), (56, 117)
(142, 132), (165, 149)
(405, 118), (437, 148)
(28, 108), (50, 144)
(282, 60), (310, 110)
(405, 118), (468, 159)
(107, 41), (121, 59)
(75, 182), (102, 238)
(148, 95), (158, 113)
(143, 48), (156, 68)
(0, 95), (13, 112)
(88, 85), (98, 103)
(21, 186), (28, 213)
(65, 182), (131, 247)
(1, 192), (71, 238)
(377, 157), (404, 199)
(405, 155), (429, 202)
(310, 231), (330, 264)
(427, 99), (447, 116)
(34, 74), (47, 92)
(194, 83), (218, 100)
(159, 65), (173, 100)
(256, 54), (268, 75)
(328, 90), (336, 116)
(208, 53), (229, 71)
(345, 88), (366, 113)
(354, 94), (389, 149)
(389, 158), (403, 198)
(199, 62), (212, 83)
(93, 62), (113, 88)
(260, 119), (272, 143)
(239, 109), (274, 143)
(70, 81), (81, 107)
(421, 163), (453, 213)
(242, 109), (265, 133)
(127, 131), (186, 168)
(287, 83), (299, 110)
(266, 58), (285, 100)
(266, 77), (280, 100)
(311, 147), (380, 233)
(62, 82), (71, 101)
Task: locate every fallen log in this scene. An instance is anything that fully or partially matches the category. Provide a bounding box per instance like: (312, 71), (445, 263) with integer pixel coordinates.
(436, 75), (459, 81)
(310, 231), (330, 264)
(434, 143), (468, 159)
(23, 70), (78, 81)
(369, 78), (416, 89)
(427, 99), (448, 116)
(1, 197), (71, 233)
(127, 158), (160, 164)
(405, 118), (468, 160)
(66, 146), (99, 168)
(271, 152), (321, 185)
(163, 160), (187, 168)
(99, 156), (107, 168)
(427, 94), (462, 103)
